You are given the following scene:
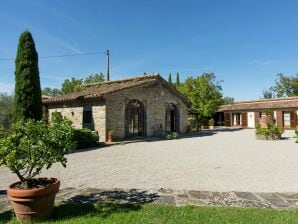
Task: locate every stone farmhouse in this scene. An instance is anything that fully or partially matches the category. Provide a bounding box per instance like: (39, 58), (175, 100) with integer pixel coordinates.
(42, 74), (190, 142)
(217, 97), (298, 129)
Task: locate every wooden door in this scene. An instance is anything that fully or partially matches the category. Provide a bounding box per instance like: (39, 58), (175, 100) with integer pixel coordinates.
(290, 111), (297, 129)
(224, 112), (231, 127)
(241, 112), (247, 128)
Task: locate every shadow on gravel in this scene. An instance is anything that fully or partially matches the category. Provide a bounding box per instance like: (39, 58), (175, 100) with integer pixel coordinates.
(53, 189), (159, 220)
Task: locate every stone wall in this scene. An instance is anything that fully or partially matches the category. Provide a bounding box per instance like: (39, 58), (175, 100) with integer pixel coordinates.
(105, 82), (189, 140)
(47, 99), (106, 142)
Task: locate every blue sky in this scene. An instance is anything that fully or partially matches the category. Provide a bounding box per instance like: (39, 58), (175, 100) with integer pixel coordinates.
(1, 0), (298, 100)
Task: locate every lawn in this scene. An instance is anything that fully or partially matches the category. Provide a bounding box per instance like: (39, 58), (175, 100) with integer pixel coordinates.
(2, 203), (298, 224)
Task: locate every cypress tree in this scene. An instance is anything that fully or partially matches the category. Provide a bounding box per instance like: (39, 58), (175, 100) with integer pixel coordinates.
(176, 72), (180, 87)
(13, 31), (42, 121)
(168, 73), (172, 85)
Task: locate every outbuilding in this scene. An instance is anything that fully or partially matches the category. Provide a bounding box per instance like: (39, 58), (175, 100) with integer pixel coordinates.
(42, 74), (190, 141)
(217, 97), (298, 129)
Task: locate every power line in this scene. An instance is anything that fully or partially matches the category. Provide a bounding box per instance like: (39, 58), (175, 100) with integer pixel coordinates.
(0, 51), (105, 61)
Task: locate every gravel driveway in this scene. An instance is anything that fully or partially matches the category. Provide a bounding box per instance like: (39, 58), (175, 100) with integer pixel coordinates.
(1, 129), (298, 192)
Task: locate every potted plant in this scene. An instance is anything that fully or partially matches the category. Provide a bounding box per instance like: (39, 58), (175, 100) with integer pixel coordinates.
(108, 131), (114, 143)
(208, 118), (215, 130)
(0, 117), (74, 222)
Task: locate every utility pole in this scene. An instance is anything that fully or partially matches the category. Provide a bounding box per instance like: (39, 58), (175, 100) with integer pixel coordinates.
(106, 49), (110, 81)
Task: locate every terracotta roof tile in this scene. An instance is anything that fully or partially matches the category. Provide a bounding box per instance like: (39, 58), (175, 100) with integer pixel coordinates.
(219, 96), (298, 111)
(42, 74), (190, 105)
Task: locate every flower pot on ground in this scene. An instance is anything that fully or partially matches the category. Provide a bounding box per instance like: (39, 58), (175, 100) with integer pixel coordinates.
(255, 123), (284, 141)
(259, 112), (274, 128)
(108, 131), (113, 143)
(208, 118), (215, 130)
(7, 178), (60, 221)
(0, 118), (74, 222)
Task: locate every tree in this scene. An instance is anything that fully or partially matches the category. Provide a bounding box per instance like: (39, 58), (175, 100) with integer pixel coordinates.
(262, 89), (274, 99)
(13, 31), (42, 121)
(168, 73), (173, 85)
(178, 73), (223, 119)
(61, 77), (83, 94)
(222, 96), (234, 104)
(42, 87), (62, 96)
(84, 72), (105, 84)
(270, 73), (298, 97)
(176, 72), (180, 87)
(0, 93), (13, 130)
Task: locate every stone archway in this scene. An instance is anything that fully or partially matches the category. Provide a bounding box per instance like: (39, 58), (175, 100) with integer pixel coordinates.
(125, 99), (146, 138)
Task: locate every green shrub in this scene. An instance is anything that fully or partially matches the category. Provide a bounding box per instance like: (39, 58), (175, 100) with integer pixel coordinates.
(73, 128), (99, 149)
(208, 118), (215, 126)
(0, 128), (8, 139)
(293, 129), (298, 143)
(161, 131), (179, 140)
(256, 123), (284, 140)
(0, 118), (74, 189)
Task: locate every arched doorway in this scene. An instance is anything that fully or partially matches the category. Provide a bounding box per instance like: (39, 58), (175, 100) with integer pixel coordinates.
(125, 99), (146, 138)
(165, 103), (179, 132)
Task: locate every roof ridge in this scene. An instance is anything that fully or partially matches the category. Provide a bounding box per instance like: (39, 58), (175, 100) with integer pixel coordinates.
(83, 73), (160, 87)
(223, 96), (298, 106)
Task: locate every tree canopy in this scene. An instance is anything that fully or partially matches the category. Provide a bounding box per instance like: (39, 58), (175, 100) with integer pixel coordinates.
(61, 77), (83, 94)
(13, 31), (42, 121)
(42, 87), (62, 97)
(0, 93), (13, 130)
(270, 73), (298, 97)
(176, 72), (180, 87)
(168, 73), (173, 85)
(84, 72), (105, 85)
(178, 73), (223, 118)
(222, 96), (234, 104)
(262, 89), (274, 99)
(42, 73), (105, 96)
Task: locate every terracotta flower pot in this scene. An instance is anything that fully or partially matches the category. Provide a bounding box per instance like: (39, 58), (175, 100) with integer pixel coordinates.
(7, 178), (60, 222)
(259, 114), (274, 128)
(108, 134), (113, 143)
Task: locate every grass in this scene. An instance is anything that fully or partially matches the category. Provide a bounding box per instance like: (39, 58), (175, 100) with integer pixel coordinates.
(2, 203), (298, 224)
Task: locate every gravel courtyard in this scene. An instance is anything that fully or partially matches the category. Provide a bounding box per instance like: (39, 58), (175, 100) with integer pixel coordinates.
(1, 129), (298, 192)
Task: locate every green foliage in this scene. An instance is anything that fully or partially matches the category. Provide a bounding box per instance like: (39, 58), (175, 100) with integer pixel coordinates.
(270, 73), (298, 97)
(5, 203), (298, 224)
(178, 73), (223, 118)
(222, 96), (234, 105)
(293, 129), (298, 143)
(262, 89), (274, 99)
(14, 31), (42, 122)
(44, 73), (106, 95)
(73, 128), (99, 149)
(256, 124), (284, 139)
(176, 72), (180, 87)
(42, 87), (62, 96)
(61, 77), (83, 94)
(0, 118), (75, 188)
(0, 93), (13, 130)
(168, 73), (173, 85)
(84, 73), (105, 84)
(208, 118), (215, 126)
(162, 131), (179, 140)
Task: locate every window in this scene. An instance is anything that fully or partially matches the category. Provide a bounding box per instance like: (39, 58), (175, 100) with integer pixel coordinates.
(83, 106), (93, 130)
(83, 110), (92, 124)
(283, 112), (291, 127)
